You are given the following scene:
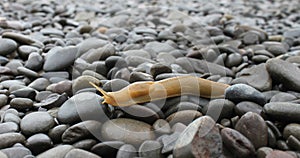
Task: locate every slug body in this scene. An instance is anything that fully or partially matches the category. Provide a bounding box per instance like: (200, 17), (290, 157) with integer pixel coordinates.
(90, 76), (230, 106)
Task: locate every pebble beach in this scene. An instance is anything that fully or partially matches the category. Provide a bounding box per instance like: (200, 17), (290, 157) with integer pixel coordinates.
(0, 0), (300, 157)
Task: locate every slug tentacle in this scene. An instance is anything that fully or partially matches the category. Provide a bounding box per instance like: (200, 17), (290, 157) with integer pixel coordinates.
(89, 76), (230, 107)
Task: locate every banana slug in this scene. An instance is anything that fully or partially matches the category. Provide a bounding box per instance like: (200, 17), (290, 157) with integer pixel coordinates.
(89, 75), (230, 106)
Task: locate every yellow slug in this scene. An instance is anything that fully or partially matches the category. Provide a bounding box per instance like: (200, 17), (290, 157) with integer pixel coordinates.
(90, 75), (230, 106)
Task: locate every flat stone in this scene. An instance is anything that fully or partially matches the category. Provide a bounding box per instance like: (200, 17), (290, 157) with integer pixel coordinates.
(0, 133), (26, 149)
(62, 120), (102, 144)
(36, 145), (74, 158)
(225, 84), (266, 105)
(266, 59), (300, 92)
(235, 112), (268, 149)
(264, 102), (300, 122)
(101, 118), (155, 145)
(20, 112), (55, 136)
(65, 149), (100, 158)
(173, 116), (222, 158)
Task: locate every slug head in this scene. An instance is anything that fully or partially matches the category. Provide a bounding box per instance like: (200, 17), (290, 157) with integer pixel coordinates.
(89, 82), (117, 105)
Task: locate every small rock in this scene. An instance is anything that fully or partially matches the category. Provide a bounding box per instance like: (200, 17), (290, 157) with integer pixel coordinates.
(65, 149), (100, 158)
(11, 87), (36, 100)
(116, 144), (137, 158)
(121, 105), (160, 124)
(10, 98), (33, 111)
(72, 139), (97, 150)
(0, 38), (17, 56)
(17, 45), (39, 59)
(153, 119), (171, 135)
(202, 99), (235, 121)
(166, 110), (202, 126)
(264, 102), (300, 121)
(72, 75), (101, 93)
(25, 53), (43, 71)
(91, 141), (125, 158)
(1, 145), (32, 158)
(0, 122), (19, 134)
(234, 101), (263, 116)
(28, 78), (50, 91)
(48, 124), (69, 143)
(0, 95), (8, 108)
(20, 112), (55, 136)
(173, 116), (222, 158)
(270, 92), (297, 102)
(235, 112), (268, 149)
(283, 123), (300, 140)
(36, 145), (74, 158)
(25, 133), (53, 155)
(139, 140), (164, 158)
(265, 150), (294, 158)
(0, 133), (26, 149)
(150, 63), (172, 78)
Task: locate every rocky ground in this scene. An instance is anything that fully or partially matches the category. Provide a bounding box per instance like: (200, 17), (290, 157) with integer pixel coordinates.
(0, 0), (300, 157)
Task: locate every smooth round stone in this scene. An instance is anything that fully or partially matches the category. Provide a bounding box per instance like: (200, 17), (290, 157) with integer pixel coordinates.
(11, 87), (36, 100)
(36, 145), (74, 158)
(80, 44), (115, 63)
(0, 122), (19, 134)
(48, 81), (71, 95)
(0, 38), (17, 56)
(287, 135), (300, 151)
(72, 139), (97, 150)
(235, 112), (268, 149)
(266, 150), (294, 158)
(1, 145), (32, 158)
(153, 119), (171, 135)
(166, 110), (202, 126)
(102, 79), (129, 92)
(120, 49), (151, 59)
(173, 116), (222, 158)
(266, 44), (287, 56)
(202, 99), (235, 121)
(125, 56), (155, 67)
(266, 59), (300, 92)
(164, 101), (201, 117)
(91, 141), (125, 158)
(242, 31), (260, 45)
(101, 118), (155, 145)
(2, 113), (21, 124)
(72, 75), (101, 93)
(139, 140), (164, 158)
(0, 133), (26, 149)
(36, 93), (68, 109)
(150, 63), (172, 78)
(10, 98), (33, 111)
(42, 71), (69, 80)
(25, 133), (53, 155)
(120, 105), (160, 124)
(270, 92), (297, 102)
(264, 102), (300, 121)
(48, 124), (69, 143)
(17, 45), (39, 59)
(82, 70), (106, 81)
(116, 144), (137, 158)
(65, 149), (100, 158)
(20, 112), (55, 136)
(35, 91), (53, 102)
(57, 92), (107, 124)
(1, 80), (25, 89)
(62, 120), (102, 144)
(225, 83), (266, 105)
(43, 46), (78, 71)
(25, 53), (44, 71)
(225, 53), (242, 68)
(234, 101), (263, 116)
(0, 151), (7, 158)
(257, 147), (273, 158)
(283, 123), (300, 140)
(129, 72), (153, 83)
(171, 123), (187, 133)
(161, 132), (180, 154)
(233, 63), (272, 91)
(221, 128), (255, 158)
(0, 94), (8, 108)
(28, 78), (50, 91)
(105, 56), (128, 70)
(17, 67), (39, 78)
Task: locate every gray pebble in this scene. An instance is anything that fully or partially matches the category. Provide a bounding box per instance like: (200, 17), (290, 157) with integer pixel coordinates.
(28, 78), (50, 91)
(0, 133), (26, 149)
(72, 75), (101, 93)
(0, 122), (19, 134)
(36, 145), (74, 158)
(72, 139), (97, 150)
(153, 119), (171, 135)
(0, 38), (17, 56)
(3, 113), (21, 124)
(25, 133), (53, 155)
(139, 140), (164, 158)
(203, 99), (235, 121)
(129, 72), (153, 83)
(1, 145), (32, 158)
(270, 92), (297, 102)
(17, 45), (39, 59)
(0, 95), (8, 108)
(11, 87), (36, 100)
(166, 110), (202, 126)
(283, 123), (300, 140)
(48, 124), (69, 144)
(10, 98), (33, 111)
(17, 67), (39, 79)
(116, 144), (137, 158)
(25, 53), (43, 71)
(91, 141), (125, 158)
(264, 102), (300, 122)
(234, 101), (263, 116)
(65, 148), (100, 158)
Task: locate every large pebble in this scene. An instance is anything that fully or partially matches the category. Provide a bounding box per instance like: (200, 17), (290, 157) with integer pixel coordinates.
(235, 112), (268, 149)
(43, 46), (78, 71)
(25, 53), (43, 71)
(121, 105), (160, 124)
(225, 83), (266, 105)
(264, 102), (300, 121)
(173, 116), (222, 158)
(203, 99), (235, 121)
(234, 101), (263, 116)
(62, 120), (102, 144)
(0, 38), (17, 56)
(20, 112), (55, 136)
(265, 150), (294, 158)
(139, 140), (164, 158)
(36, 145), (74, 158)
(0, 122), (19, 134)
(48, 124), (69, 143)
(65, 149), (100, 158)
(25, 133), (53, 155)
(266, 59), (300, 92)
(283, 123), (300, 140)
(101, 118), (155, 145)
(10, 98), (33, 111)
(221, 128), (255, 158)
(91, 141), (125, 158)
(1, 145), (32, 158)
(116, 144), (137, 158)
(0, 133), (26, 149)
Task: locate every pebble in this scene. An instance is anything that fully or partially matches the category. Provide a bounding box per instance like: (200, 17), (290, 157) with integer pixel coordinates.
(116, 144), (137, 158)
(0, 133), (26, 149)
(48, 124), (69, 143)
(72, 139), (97, 150)
(61, 120), (102, 144)
(166, 110), (202, 126)
(72, 75), (101, 93)
(65, 149), (100, 158)
(2, 32), (43, 48)
(234, 101), (263, 116)
(17, 67), (39, 79)
(266, 59), (300, 92)
(36, 145), (74, 158)
(139, 140), (164, 158)
(1, 145), (32, 158)
(150, 63), (172, 78)
(11, 87), (36, 100)
(173, 116), (222, 158)
(102, 79), (129, 92)
(129, 71), (153, 83)
(235, 112), (268, 149)
(265, 150), (295, 158)
(221, 127), (255, 158)
(121, 105), (160, 124)
(0, 38), (18, 56)
(283, 123), (300, 140)
(43, 46), (78, 71)
(257, 147), (273, 158)
(0, 151), (7, 158)
(25, 133), (53, 155)
(125, 56), (155, 67)
(28, 78), (50, 91)
(105, 56), (128, 69)
(20, 111), (55, 136)
(264, 102), (300, 121)
(270, 92), (297, 102)
(225, 83), (266, 105)
(0, 122), (19, 134)
(161, 132), (180, 155)
(17, 45), (39, 60)
(202, 99), (235, 121)
(91, 141), (125, 158)
(234, 63), (272, 91)
(153, 119), (171, 135)
(101, 118), (155, 145)
(2, 113), (21, 124)
(0, 95), (8, 108)
(25, 53), (43, 71)
(37, 93), (68, 109)
(10, 98), (33, 111)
